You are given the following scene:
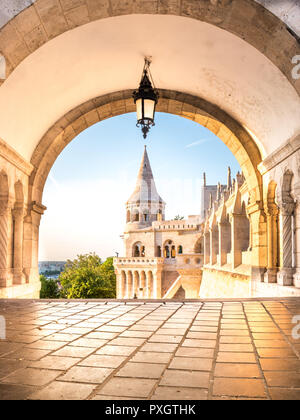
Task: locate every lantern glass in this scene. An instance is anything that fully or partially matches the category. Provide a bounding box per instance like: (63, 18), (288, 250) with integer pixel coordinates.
(136, 98), (143, 121)
(144, 99), (155, 121)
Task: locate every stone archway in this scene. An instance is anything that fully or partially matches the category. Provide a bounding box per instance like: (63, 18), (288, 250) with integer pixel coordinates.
(0, 0), (298, 97)
(0, 1), (298, 299)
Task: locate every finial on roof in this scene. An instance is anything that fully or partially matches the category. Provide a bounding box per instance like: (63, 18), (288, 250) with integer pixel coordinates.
(227, 166), (232, 189)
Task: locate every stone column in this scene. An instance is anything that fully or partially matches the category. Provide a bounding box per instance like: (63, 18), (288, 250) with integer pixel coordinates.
(264, 204), (279, 283)
(247, 202), (267, 282)
(277, 198), (295, 286)
(293, 199), (300, 287)
(209, 228), (218, 265)
(0, 201), (13, 287)
(126, 271), (133, 298)
(230, 214), (242, 269)
(147, 271), (153, 298)
(140, 271), (146, 298)
(23, 202), (46, 293)
(218, 222), (227, 266)
(12, 207), (26, 285)
(204, 232), (210, 265)
(133, 271), (139, 298)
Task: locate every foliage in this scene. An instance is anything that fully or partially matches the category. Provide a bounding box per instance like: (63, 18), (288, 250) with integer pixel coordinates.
(40, 274), (60, 299)
(59, 253), (116, 299)
(173, 215), (184, 220)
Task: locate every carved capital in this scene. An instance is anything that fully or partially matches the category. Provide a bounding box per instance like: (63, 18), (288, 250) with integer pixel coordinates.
(279, 197), (296, 216)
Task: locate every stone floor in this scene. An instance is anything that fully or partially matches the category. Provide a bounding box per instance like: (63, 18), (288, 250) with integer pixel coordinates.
(0, 298), (300, 400)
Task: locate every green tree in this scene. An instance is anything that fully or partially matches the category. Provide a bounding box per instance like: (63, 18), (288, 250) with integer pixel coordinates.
(59, 253), (116, 299)
(40, 274), (60, 299)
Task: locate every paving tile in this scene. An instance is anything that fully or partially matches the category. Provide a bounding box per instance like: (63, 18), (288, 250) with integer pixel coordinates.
(182, 339), (216, 348)
(169, 357), (213, 371)
(6, 348), (50, 361)
(130, 351), (172, 364)
(264, 371), (300, 387)
(269, 388), (300, 400)
(79, 354), (126, 368)
(256, 348), (297, 358)
(98, 377), (156, 398)
(69, 338), (107, 348)
(213, 378), (266, 398)
(96, 345), (135, 356)
(187, 332), (218, 340)
(29, 355), (81, 370)
(220, 336), (252, 344)
(108, 337), (145, 347)
(254, 340), (290, 348)
(220, 330), (250, 336)
(214, 363), (261, 378)
(28, 381), (95, 400)
(52, 345), (95, 358)
(0, 383), (36, 400)
(116, 362), (165, 379)
(219, 343), (254, 352)
(140, 343), (178, 353)
(25, 340), (68, 351)
(85, 332), (118, 340)
(259, 358), (300, 371)
(160, 369), (210, 388)
(151, 386), (208, 400)
(217, 352), (256, 363)
(0, 358), (30, 380)
(148, 334), (182, 344)
(59, 366), (113, 384)
(1, 367), (61, 386)
(176, 347), (214, 358)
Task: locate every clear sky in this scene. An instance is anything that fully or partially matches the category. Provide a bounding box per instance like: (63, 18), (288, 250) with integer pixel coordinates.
(39, 112), (241, 261)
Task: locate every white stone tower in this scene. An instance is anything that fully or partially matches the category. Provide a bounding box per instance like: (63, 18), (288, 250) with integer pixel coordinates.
(125, 146), (165, 230)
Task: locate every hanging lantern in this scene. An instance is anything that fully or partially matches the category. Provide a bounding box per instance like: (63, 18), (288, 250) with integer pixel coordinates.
(133, 58), (159, 139)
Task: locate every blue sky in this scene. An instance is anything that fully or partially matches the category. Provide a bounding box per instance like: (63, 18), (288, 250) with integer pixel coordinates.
(39, 112), (240, 261)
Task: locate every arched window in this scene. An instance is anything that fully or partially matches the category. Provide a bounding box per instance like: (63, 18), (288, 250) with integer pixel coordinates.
(126, 210), (131, 223)
(132, 242), (145, 257)
(157, 246), (161, 257)
(164, 246), (170, 258)
(178, 245), (183, 254)
(171, 245), (176, 258)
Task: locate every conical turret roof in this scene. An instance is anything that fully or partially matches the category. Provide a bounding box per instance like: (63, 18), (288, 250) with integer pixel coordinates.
(127, 146), (164, 204)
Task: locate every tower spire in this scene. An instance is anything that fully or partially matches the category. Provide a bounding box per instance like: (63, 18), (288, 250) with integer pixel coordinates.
(126, 147), (165, 225)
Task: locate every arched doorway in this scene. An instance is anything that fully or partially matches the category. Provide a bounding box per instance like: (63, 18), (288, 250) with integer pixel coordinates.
(0, 5), (299, 298)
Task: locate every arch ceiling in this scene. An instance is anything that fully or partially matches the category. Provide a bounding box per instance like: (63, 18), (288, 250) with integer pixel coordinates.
(0, 2), (299, 164)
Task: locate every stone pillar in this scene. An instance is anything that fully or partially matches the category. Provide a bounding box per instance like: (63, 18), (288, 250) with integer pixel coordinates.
(264, 204), (279, 283)
(12, 207), (26, 285)
(147, 271), (153, 298)
(204, 232), (210, 265)
(127, 271), (133, 298)
(277, 198), (295, 286)
(209, 228), (218, 265)
(140, 271), (146, 298)
(153, 269), (162, 298)
(230, 214), (242, 269)
(133, 271), (139, 298)
(293, 200), (300, 287)
(23, 202), (46, 292)
(0, 201), (13, 287)
(247, 202), (267, 282)
(218, 222), (227, 266)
